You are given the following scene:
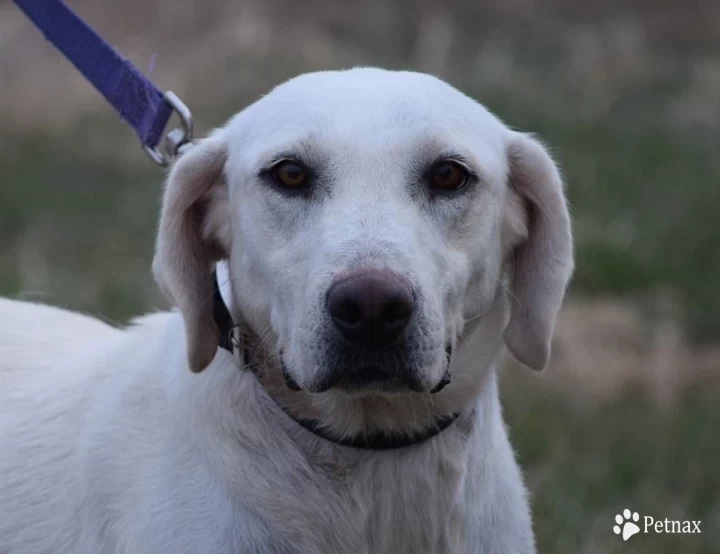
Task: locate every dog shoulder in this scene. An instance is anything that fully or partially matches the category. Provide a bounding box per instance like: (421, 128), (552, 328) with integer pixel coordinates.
(0, 297), (120, 378)
(0, 305), (196, 552)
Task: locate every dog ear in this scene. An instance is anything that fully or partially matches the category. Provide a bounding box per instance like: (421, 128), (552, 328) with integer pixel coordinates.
(152, 131), (230, 373)
(503, 132), (574, 371)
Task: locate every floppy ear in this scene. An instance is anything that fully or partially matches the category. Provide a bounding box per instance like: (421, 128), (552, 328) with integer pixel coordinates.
(503, 132), (574, 371)
(152, 131), (230, 372)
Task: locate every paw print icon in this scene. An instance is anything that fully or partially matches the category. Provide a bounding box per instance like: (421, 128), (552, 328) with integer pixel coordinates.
(614, 509), (641, 541)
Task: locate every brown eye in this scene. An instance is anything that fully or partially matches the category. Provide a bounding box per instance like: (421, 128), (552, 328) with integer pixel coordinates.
(430, 162), (469, 191)
(271, 161), (308, 189)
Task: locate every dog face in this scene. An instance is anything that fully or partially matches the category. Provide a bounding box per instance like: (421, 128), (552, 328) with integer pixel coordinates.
(153, 69), (573, 397)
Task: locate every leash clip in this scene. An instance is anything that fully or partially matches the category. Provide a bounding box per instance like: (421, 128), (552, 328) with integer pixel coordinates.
(144, 91), (194, 167)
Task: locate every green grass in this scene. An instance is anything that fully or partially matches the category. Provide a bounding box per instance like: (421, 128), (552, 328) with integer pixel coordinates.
(0, 131), (163, 323)
(503, 374), (720, 553)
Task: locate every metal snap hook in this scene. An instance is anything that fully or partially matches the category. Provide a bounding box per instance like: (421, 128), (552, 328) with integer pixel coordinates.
(143, 91), (194, 167)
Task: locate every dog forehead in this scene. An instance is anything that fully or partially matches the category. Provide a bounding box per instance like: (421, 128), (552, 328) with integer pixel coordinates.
(225, 69), (508, 165)
(266, 69), (470, 120)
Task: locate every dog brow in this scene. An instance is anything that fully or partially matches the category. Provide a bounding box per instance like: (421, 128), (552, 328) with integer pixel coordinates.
(257, 136), (329, 172)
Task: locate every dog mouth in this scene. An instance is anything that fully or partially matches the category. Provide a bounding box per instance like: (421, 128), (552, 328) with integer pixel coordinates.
(347, 364), (394, 383)
(335, 365), (418, 393)
(280, 344), (452, 394)
(282, 361), (414, 393)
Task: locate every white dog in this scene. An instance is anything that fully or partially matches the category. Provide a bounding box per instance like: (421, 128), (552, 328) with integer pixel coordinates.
(0, 68), (573, 553)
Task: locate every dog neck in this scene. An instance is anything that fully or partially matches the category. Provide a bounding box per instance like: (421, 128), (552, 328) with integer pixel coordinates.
(212, 271), (506, 449)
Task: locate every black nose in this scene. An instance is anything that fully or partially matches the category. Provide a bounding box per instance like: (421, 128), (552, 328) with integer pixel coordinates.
(327, 268), (414, 349)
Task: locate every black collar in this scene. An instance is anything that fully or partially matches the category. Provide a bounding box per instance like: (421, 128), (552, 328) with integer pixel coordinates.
(211, 270), (461, 450)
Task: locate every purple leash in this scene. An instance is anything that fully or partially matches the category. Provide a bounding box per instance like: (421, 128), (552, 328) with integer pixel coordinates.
(13, 0), (192, 167)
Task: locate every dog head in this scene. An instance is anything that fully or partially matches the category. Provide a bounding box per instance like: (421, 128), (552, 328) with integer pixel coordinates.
(153, 68), (573, 398)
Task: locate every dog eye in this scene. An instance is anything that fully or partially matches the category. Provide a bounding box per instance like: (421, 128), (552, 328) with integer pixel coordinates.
(271, 161), (309, 189)
(430, 162), (469, 191)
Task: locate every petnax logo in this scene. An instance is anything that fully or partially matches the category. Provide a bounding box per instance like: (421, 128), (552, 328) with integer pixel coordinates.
(613, 509), (701, 542)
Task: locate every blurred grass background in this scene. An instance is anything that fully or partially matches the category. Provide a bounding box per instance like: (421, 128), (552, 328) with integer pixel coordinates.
(1, 0), (719, 552)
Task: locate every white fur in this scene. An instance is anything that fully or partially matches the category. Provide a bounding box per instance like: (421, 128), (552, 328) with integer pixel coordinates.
(0, 298), (119, 380)
(0, 68), (573, 553)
